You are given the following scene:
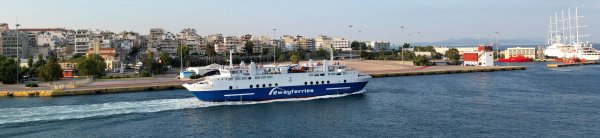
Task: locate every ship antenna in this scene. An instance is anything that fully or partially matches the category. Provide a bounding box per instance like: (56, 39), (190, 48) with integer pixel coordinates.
(568, 8), (573, 45)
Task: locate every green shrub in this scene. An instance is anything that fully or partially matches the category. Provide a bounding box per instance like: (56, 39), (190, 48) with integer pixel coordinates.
(25, 83), (39, 87)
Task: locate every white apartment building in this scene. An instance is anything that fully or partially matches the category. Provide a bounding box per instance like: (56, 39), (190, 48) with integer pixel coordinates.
(74, 29), (92, 54)
(504, 47), (536, 59)
(315, 35), (332, 50)
(332, 38), (351, 51)
(367, 41), (390, 52)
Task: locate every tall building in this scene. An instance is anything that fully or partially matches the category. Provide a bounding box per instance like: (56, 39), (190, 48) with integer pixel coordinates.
(158, 32), (179, 57)
(0, 23), (8, 54)
(367, 41), (390, 52)
(332, 38), (351, 51)
(149, 28), (165, 49)
(1, 30), (31, 58)
(315, 35), (332, 50)
(74, 29), (92, 54)
(178, 28), (206, 55)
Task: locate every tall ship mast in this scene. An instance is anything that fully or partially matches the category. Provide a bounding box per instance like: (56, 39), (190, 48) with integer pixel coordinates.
(183, 50), (371, 102)
(543, 7), (600, 61)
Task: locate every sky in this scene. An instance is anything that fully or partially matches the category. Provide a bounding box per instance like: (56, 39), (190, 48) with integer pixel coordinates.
(1, 0), (600, 44)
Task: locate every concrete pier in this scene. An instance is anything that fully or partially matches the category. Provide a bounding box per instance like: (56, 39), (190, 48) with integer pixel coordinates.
(548, 61), (598, 68)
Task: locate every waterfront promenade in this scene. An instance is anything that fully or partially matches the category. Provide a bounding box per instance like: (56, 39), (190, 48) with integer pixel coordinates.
(0, 60), (525, 97)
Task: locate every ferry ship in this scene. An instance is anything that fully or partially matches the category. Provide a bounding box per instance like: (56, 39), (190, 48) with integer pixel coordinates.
(543, 7), (600, 61)
(183, 51), (371, 102)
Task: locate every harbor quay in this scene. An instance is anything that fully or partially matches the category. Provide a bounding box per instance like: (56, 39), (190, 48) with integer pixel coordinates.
(0, 60), (525, 97)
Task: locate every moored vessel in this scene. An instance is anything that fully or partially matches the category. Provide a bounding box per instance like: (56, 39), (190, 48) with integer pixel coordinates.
(183, 50), (371, 102)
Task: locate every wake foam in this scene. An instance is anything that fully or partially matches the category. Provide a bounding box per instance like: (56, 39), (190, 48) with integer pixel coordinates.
(0, 90), (364, 125)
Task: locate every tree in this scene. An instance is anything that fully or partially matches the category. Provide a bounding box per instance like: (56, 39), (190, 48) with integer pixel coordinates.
(0, 56), (18, 84)
(290, 53), (300, 64)
(177, 44), (190, 67)
(142, 52), (165, 75)
(262, 48), (269, 55)
(38, 57), (63, 83)
(312, 48), (329, 60)
(27, 55), (33, 68)
(402, 43), (411, 48)
(76, 54), (107, 78)
(351, 41), (368, 51)
(244, 41), (254, 55)
(445, 48), (461, 64)
(129, 46), (140, 57)
(413, 55), (432, 66)
(159, 52), (172, 67)
(206, 44), (217, 57)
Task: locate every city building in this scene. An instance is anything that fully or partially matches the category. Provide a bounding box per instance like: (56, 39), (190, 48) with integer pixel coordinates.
(19, 28), (69, 49)
(0, 23), (8, 54)
(74, 29), (92, 54)
(1, 30), (31, 58)
(148, 28), (165, 49)
(88, 39), (119, 71)
(332, 38), (351, 51)
(178, 28), (206, 55)
(158, 32), (179, 57)
(315, 35), (332, 50)
(504, 47), (536, 59)
(367, 41), (390, 52)
(463, 46), (494, 66)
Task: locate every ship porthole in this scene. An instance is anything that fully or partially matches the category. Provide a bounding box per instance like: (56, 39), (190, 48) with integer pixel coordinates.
(269, 84), (272, 87)
(321, 81), (325, 84)
(310, 81), (313, 85)
(344, 80), (347, 83)
(316, 81), (319, 84)
(250, 85), (253, 88)
(256, 84), (260, 88)
(305, 82), (307, 85)
(262, 84), (266, 87)
(327, 80), (330, 84)
(275, 83), (278, 87)
(229, 86), (233, 89)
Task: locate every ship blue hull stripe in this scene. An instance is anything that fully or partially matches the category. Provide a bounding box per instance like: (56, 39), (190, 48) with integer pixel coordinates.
(190, 81), (369, 101)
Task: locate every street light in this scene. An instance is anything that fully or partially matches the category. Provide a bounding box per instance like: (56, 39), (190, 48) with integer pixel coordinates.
(400, 26), (404, 63)
(273, 28), (277, 63)
(16, 23), (21, 84)
(495, 32), (499, 66)
(358, 30), (362, 60)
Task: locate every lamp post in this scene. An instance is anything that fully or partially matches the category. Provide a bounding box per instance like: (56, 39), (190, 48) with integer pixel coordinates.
(495, 32), (499, 66)
(358, 30), (362, 60)
(401, 26), (404, 63)
(16, 23), (21, 84)
(273, 28), (277, 63)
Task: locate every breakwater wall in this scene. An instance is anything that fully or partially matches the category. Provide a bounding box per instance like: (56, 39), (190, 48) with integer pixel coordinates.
(370, 66), (526, 78)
